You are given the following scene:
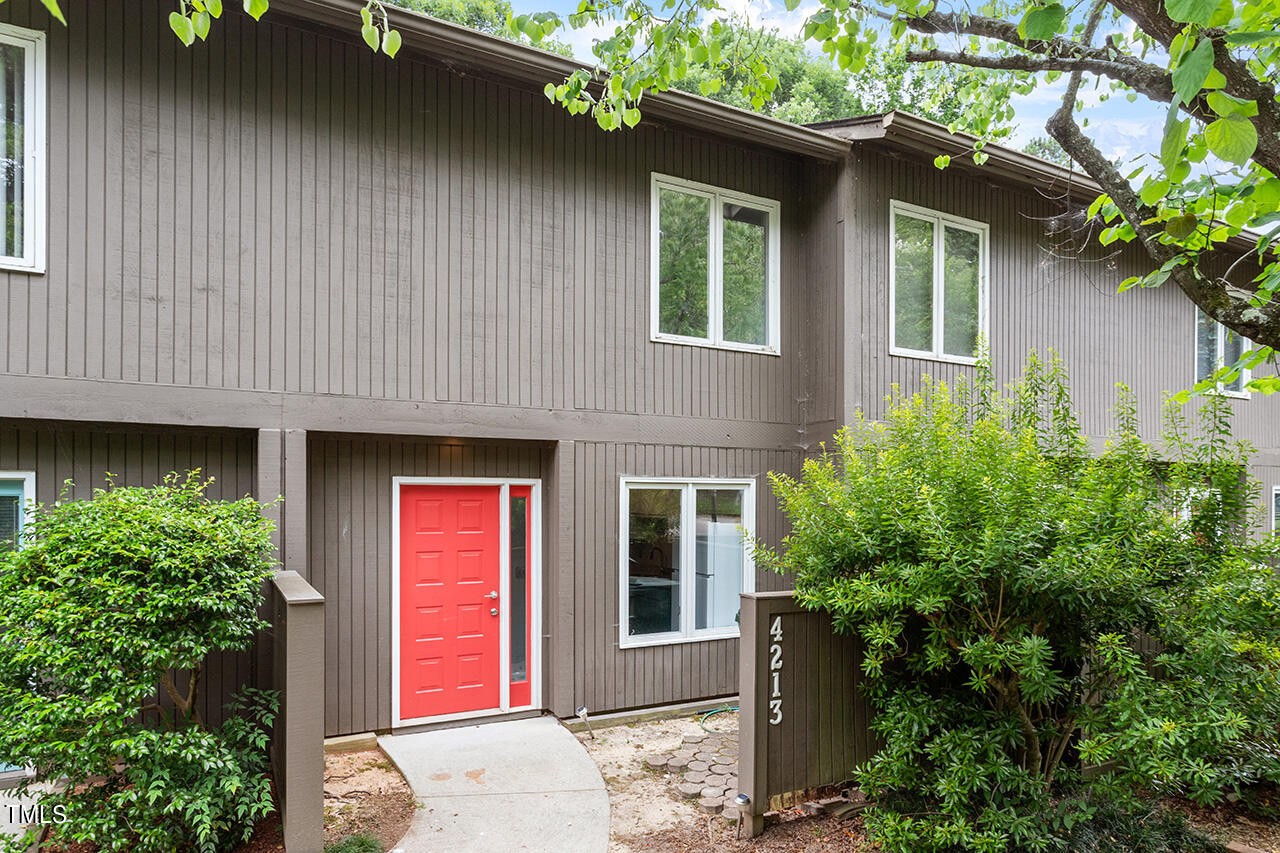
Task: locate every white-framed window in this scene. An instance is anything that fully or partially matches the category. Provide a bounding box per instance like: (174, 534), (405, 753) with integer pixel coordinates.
(1195, 309), (1249, 397)
(889, 200), (988, 364)
(619, 477), (756, 648)
(0, 470), (35, 551)
(0, 23), (44, 273)
(650, 173), (781, 354)
(1271, 486), (1279, 536)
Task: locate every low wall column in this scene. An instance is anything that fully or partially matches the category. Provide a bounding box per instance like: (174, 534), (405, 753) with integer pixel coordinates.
(271, 571), (325, 853)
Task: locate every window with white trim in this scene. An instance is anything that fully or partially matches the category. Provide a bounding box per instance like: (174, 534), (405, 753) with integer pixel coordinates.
(0, 471), (35, 552)
(1272, 486), (1279, 536)
(620, 478), (755, 646)
(1195, 309), (1248, 396)
(890, 200), (988, 363)
(651, 174), (781, 354)
(0, 23), (44, 273)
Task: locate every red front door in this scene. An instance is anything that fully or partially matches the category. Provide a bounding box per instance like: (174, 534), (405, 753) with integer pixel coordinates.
(399, 484), (502, 720)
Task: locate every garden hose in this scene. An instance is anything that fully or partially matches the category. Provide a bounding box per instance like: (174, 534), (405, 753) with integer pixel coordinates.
(698, 703), (739, 732)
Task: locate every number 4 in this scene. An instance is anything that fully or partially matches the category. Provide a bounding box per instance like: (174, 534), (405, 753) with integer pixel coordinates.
(770, 616), (782, 641)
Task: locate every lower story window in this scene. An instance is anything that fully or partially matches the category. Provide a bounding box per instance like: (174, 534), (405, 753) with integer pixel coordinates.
(1272, 486), (1279, 536)
(620, 478), (755, 647)
(0, 471), (35, 551)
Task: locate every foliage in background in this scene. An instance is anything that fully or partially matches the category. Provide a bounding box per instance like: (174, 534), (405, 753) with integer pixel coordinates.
(756, 353), (1280, 852)
(0, 474), (279, 853)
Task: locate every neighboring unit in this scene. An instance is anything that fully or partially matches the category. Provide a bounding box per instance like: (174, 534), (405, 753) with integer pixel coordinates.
(0, 0), (1276, 739)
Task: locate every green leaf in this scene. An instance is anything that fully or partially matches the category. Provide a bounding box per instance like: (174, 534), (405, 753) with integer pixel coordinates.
(169, 12), (196, 46)
(1140, 179), (1170, 205)
(361, 22), (379, 51)
(244, 0), (269, 21)
(193, 11), (212, 41)
(1205, 113), (1258, 164)
(1206, 91), (1258, 117)
(206, 0), (223, 17)
(360, 5), (373, 26)
(1165, 0), (1217, 25)
(39, 0), (67, 25)
(382, 28), (402, 57)
(1222, 29), (1280, 44)
(1171, 38), (1214, 106)
(622, 107), (641, 128)
(934, 154), (951, 169)
(543, 82), (556, 101)
(1166, 212), (1199, 240)
(1017, 3), (1067, 40)
(784, 0), (802, 9)
(1160, 109), (1189, 173)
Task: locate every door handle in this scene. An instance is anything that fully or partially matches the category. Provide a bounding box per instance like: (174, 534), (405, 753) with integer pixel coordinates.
(486, 590), (499, 599)
(490, 607), (499, 616)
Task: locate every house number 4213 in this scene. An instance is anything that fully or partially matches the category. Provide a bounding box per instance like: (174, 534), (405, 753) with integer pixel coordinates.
(768, 616), (783, 725)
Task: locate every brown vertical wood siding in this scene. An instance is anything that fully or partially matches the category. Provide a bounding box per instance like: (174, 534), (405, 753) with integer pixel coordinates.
(1, 0), (830, 432)
(0, 419), (259, 724)
(568, 441), (801, 716)
(839, 144), (1280, 516)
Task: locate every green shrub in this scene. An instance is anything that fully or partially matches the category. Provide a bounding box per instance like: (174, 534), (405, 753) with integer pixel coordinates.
(0, 473), (280, 852)
(326, 833), (385, 853)
(756, 353), (1280, 853)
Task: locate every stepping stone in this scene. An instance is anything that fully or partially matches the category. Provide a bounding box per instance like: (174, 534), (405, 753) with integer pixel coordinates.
(694, 752), (716, 762)
(698, 797), (723, 814)
(677, 782), (703, 798)
(682, 734), (706, 744)
(723, 789), (738, 802)
(666, 756), (689, 771)
(687, 761), (710, 773)
(705, 774), (728, 789)
(673, 749), (696, 759)
(645, 755), (669, 770)
(683, 771), (707, 785)
(710, 764), (734, 775)
(701, 786), (725, 799)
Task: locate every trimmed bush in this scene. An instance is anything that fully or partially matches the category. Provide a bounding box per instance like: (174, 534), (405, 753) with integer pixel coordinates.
(0, 473), (279, 852)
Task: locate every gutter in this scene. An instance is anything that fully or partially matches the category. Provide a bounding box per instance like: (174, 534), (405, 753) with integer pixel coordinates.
(267, 0), (852, 162)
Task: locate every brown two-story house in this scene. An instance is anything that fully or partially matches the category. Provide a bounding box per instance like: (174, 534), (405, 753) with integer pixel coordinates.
(0, 0), (1275, 740)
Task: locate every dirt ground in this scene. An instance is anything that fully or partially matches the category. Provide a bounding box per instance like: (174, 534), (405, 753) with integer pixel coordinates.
(578, 711), (1280, 853)
(575, 710), (880, 853)
(322, 748), (415, 850)
(1172, 792), (1280, 853)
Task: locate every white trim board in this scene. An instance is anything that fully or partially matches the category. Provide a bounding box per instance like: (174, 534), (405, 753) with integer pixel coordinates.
(390, 476), (543, 729)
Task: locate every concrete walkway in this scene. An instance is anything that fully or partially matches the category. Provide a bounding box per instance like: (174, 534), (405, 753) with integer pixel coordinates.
(379, 716), (610, 853)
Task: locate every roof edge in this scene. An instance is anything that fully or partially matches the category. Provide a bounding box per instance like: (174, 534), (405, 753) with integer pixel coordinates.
(268, 0), (851, 161)
(813, 111), (1102, 199)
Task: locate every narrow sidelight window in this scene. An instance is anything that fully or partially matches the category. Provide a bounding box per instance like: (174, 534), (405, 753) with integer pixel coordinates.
(890, 201), (987, 363)
(1272, 486), (1279, 535)
(1195, 309), (1248, 396)
(0, 472), (35, 552)
(0, 23), (44, 273)
(652, 174), (780, 353)
(621, 478), (755, 647)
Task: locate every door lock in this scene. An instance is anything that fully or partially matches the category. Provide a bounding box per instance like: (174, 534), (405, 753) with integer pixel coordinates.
(490, 607), (499, 616)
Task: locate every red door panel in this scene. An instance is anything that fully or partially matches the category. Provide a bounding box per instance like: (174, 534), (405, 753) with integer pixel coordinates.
(399, 484), (502, 720)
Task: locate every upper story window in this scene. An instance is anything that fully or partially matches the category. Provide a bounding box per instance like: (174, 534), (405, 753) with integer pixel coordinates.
(0, 471), (35, 551)
(650, 174), (781, 354)
(1196, 309), (1248, 396)
(620, 477), (755, 648)
(0, 23), (44, 274)
(890, 200), (988, 364)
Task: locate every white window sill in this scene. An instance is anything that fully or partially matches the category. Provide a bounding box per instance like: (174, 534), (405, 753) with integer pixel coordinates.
(890, 347), (979, 366)
(0, 259), (44, 275)
(1205, 388), (1250, 400)
(652, 334), (780, 357)
(619, 629), (741, 649)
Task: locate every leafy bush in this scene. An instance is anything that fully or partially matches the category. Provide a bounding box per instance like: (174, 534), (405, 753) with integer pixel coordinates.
(326, 833), (385, 853)
(757, 353), (1280, 853)
(0, 473), (280, 853)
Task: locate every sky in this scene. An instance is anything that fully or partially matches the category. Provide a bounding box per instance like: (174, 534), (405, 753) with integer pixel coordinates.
(508, 0), (1168, 165)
